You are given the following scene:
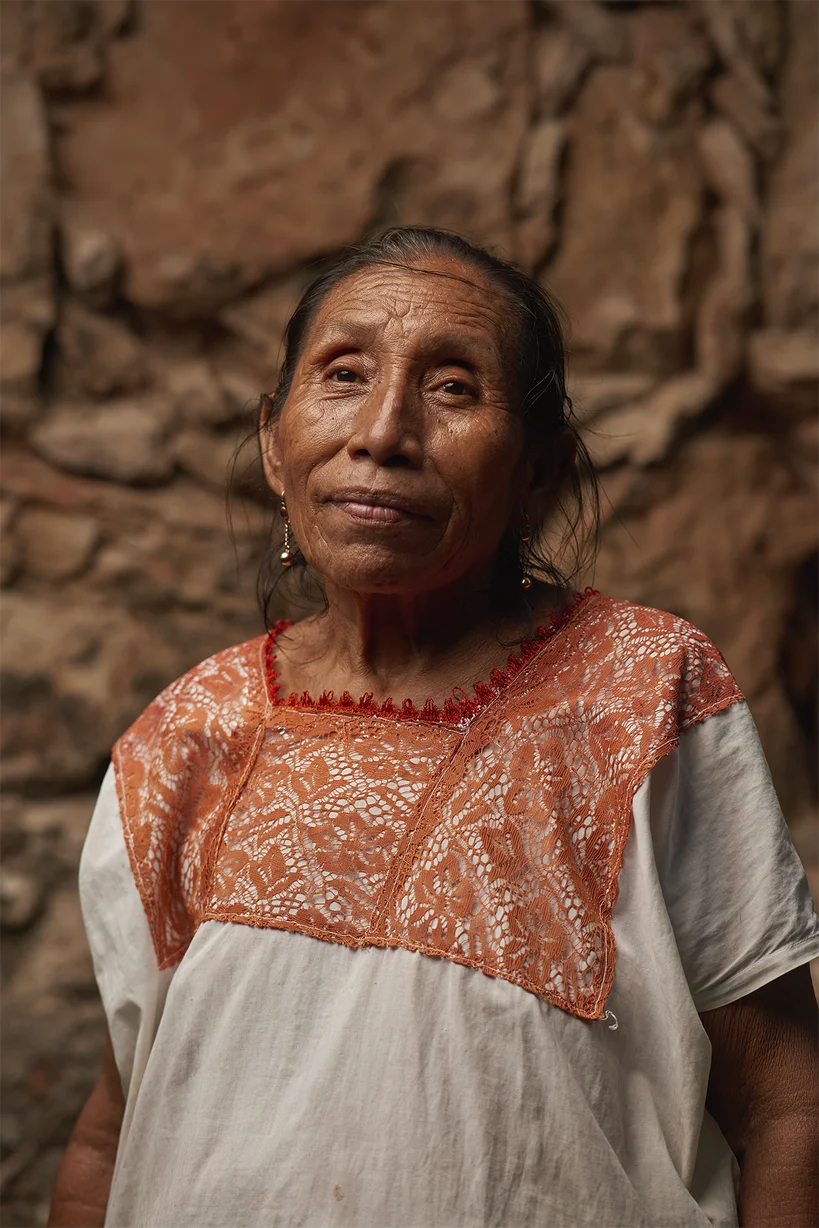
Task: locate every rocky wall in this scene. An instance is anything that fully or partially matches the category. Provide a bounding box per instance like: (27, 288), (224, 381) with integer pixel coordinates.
(0, 2), (816, 1223)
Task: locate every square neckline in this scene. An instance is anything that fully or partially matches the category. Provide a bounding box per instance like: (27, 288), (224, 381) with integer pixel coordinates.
(262, 588), (599, 729)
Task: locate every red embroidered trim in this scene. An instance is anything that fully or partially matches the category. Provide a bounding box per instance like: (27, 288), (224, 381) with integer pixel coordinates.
(263, 587), (598, 725)
(113, 592), (745, 1018)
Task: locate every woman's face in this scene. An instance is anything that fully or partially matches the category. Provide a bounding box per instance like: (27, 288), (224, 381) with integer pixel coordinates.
(262, 255), (542, 597)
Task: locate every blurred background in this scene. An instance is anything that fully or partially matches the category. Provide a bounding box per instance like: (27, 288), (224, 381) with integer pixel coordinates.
(0, 1), (816, 1223)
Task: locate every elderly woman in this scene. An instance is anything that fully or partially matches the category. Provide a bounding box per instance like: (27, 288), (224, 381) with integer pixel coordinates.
(50, 227), (818, 1228)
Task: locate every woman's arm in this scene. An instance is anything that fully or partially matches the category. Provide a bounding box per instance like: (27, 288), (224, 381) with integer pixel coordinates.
(47, 1030), (124, 1228)
(701, 963), (818, 1228)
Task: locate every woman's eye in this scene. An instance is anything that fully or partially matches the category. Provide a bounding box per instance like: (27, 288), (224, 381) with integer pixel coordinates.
(441, 380), (470, 396)
(329, 368), (359, 383)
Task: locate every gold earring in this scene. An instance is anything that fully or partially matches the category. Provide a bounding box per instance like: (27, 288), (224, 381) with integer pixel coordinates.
(520, 514), (533, 591)
(279, 493), (295, 568)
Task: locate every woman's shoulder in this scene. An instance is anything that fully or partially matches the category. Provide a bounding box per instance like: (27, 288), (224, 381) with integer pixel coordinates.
(585, 591), (726, 654)
(115, 632), (269, 752)
(108, 633), (270, 971)
(539, 589), (745, 730)
(170, 632), (270, 703)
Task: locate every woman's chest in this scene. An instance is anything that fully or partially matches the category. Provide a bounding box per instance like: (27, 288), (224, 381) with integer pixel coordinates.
(203, 707), (633, 1020)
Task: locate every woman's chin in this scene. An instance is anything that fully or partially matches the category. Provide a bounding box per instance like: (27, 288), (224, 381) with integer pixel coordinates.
(308, 545), (443, 596)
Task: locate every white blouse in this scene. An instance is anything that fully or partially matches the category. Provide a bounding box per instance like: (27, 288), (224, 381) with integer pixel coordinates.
(80, 700), (819, 1228)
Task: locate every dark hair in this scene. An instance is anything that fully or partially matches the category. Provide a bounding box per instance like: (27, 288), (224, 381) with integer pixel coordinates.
(231, 225), (599, 630)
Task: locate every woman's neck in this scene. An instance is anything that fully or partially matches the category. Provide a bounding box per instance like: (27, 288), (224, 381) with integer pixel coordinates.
(274, 572), (569, 708)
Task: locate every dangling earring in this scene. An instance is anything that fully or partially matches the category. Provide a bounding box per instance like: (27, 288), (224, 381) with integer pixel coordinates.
(520, 514), (533, 591)
(279, 493), (295, 568)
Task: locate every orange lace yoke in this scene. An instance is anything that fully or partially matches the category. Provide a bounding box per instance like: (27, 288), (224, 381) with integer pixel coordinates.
(113, 593), (743, 1020)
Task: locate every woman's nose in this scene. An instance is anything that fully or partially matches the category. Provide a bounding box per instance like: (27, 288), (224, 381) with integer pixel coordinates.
(345, 375), (423, 468)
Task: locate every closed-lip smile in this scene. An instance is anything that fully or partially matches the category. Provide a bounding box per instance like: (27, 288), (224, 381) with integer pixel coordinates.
(326, 487), (430, 524)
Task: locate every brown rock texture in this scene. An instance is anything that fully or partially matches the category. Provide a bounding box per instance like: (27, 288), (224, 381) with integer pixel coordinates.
(0, 2), (816, 1224)
(54, 0), (528, 310)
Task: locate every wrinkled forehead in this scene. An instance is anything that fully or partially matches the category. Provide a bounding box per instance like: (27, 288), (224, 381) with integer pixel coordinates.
(305, 258), (517, 369)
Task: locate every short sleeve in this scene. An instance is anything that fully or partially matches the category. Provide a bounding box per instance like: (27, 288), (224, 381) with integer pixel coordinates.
(646, 700), (819, 1012)
(79, 763), (175, 1098)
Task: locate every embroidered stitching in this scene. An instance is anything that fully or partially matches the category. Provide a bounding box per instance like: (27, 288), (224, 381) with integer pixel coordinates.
(264, 588), (596, 727)
(112, 639), (268, 970)
(113, 595), (744, 1016)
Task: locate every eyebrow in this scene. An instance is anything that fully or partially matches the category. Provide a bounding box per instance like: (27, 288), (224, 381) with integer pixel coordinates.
(308, 320), (378, 351)
(309, 320), (501, 368)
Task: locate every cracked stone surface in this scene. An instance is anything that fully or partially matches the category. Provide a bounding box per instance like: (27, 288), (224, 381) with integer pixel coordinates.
(0, 3), (816, 1223)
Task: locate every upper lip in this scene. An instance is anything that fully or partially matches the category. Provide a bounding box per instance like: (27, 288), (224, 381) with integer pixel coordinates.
(327, 487), (430, 517)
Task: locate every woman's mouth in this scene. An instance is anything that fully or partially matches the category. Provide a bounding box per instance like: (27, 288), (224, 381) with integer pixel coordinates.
(335, 500), (407, 524)
(327, 489), (429, 525)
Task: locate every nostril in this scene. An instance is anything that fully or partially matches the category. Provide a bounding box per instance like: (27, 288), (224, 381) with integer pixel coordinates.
(348, 446), (413, 468)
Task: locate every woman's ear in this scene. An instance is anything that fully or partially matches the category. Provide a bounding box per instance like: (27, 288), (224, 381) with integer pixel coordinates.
(259, 397), (284, 498)
(525, 428), (577, 523)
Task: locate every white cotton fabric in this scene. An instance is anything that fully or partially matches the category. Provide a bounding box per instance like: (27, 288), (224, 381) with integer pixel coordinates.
(79, 701), (819, 1228)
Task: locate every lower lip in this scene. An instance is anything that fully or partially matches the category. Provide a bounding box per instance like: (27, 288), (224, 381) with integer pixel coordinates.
(333, 501), (413, 524)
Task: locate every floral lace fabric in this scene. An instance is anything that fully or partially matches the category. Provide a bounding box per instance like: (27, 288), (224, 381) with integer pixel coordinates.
(113, 592), (743, 1020)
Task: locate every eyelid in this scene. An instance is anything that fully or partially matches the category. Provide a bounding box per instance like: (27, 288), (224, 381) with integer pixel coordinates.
(434, 358), (478, 380)
(315, 344), (363, 369)
(434, 370), (478, 394)
(325, 356), (365, 374)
